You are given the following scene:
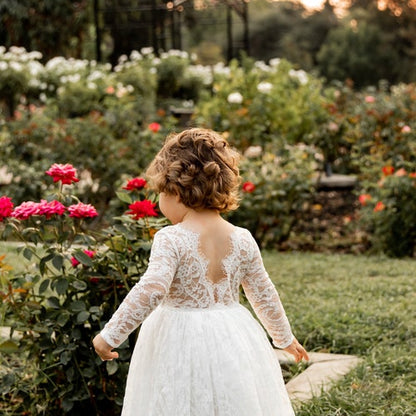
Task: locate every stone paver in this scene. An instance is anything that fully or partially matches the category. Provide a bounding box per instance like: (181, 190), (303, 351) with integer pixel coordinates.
(275, 350), (362, 403)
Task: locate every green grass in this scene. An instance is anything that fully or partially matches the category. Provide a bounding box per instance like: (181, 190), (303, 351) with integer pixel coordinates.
(2, 246), (415, 414)
(265, 252), (416, 416)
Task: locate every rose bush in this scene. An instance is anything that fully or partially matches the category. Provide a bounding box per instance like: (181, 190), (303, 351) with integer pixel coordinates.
(358, 164), (416, 257)
(0, 164), (168, 415)
(228, 143), (318, 248)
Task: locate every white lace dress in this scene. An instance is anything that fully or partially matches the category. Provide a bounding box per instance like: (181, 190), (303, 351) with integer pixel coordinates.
(100, 224), (295, 416)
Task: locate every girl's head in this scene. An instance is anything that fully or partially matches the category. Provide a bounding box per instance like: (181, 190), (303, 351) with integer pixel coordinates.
(146, 128), (241, 213)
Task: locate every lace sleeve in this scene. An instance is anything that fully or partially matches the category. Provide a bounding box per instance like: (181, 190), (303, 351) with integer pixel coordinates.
(100, 228), (178, 348)
(241, 235), (294, 349)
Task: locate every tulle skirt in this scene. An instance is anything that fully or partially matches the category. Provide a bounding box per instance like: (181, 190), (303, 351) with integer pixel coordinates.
(121, 303), (295, 416)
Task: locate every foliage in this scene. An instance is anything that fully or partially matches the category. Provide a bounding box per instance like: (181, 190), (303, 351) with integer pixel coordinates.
(195, 56), (328, 150)
(0, 0), (90, 62)
(0, 166), (168, 415)
(317, 20), (399, 88)
(228, 143), (318, 248)
(0, 107), (168, 215)
(358, 166), (416, 257)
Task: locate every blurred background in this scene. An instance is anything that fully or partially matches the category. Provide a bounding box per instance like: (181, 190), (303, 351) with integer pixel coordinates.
(1, 0), (416, 87)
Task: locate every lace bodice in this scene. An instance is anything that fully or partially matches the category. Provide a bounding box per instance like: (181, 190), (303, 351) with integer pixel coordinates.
(100, 224), (294, 349)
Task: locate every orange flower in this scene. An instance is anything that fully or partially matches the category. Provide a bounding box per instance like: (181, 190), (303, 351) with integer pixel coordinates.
(359, 194), (372, 206)
(409, 172), (416, 178)
(374, 201), (385, 212)
(382, 165), (394, 176)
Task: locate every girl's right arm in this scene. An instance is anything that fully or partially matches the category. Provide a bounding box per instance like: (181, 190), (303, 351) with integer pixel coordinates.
(97, 228), (178, 349)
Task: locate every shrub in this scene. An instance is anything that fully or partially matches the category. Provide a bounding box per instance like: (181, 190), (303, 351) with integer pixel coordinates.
(358, 165), (416, 257)
(228, 143), (318, 248)
(0, 165), (168, 415)
(195, 56), (328, 150)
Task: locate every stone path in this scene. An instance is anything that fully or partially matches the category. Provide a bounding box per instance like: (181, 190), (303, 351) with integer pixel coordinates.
(275, 350), (362, 403)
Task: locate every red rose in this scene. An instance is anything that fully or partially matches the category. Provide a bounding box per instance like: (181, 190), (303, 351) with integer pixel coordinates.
(242, 181), (256, 193)
(122, 177), (147, 191)
(46, 163), (79, 185)
(374, 201), (385, 212)
(382, 166), (394, 176)
(148, 122), (161, 133)
(358, 194), (372, 206)
(0, 196), (14, 222)
(127, 200), (158, 219)
(71, 250), (95, 267)
(68, 202), (98, 218)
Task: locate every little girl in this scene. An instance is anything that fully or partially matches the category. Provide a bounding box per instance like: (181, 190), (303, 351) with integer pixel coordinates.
(93, 128), (308, 415)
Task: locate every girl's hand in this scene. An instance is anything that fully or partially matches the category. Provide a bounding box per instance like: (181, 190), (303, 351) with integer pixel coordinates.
(93, 334), (119, 361)
(283, 338), (309, 363)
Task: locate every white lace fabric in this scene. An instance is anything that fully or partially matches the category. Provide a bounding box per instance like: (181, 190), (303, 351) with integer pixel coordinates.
(100, 224), (294, 350)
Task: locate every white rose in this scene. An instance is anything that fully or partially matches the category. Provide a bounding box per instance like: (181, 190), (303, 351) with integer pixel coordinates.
(257, 82), (273, 94)
(227, 92), (243, 104)
(244, 146), (263, 158)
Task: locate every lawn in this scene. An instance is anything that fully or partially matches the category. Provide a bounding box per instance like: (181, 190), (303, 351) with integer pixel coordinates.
(265, 252), (416, 416)
(1, 246), (415, 415)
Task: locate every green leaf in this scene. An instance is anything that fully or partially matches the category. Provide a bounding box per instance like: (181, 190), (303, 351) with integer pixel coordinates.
(116, 191), (133, 204)
(57, 313), (70, 327)
(0, 340), (19, 353)
(71, 279), (88, 291)
(47, 296), (60, 309)
(106, 359), (119, 375)
(23, 247), (33, 261)
(70, 300), (86, 312)
(55, 278), (69, 295)
(76, 310), (90, 323)
(39, 279), (50, 294)
(62, 397), (74, 412)
(60, 350), (72, 365)
(52, 254), (64, 271)
(74, 251), (94, 267)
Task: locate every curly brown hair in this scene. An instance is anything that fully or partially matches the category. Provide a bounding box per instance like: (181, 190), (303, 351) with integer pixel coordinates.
(146, 128), (241, 213)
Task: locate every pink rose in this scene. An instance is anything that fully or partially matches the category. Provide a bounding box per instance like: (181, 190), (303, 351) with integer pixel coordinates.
(12, 201), (40, 220)
(0, 196), (14, 222)
(68, 203), (98, 218)
(401, 125), (411, 134)
(46, 163), (79, 185)
(395, 168), (407, 177)
(38, 200), (66, 219)
(365, 96), (375, 103)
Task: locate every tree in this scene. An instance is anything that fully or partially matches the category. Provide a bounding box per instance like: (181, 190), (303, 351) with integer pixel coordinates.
(317, 20), (400, 87)
(0, 0), (90, 61)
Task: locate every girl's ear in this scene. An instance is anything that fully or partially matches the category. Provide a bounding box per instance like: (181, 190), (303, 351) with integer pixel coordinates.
(175, 193), (181, 203)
